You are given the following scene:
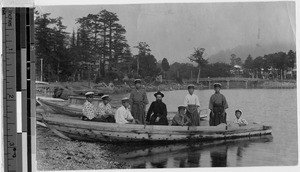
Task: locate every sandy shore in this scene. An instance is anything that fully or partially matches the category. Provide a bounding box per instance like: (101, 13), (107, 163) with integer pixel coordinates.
(36, 124), (130, 170)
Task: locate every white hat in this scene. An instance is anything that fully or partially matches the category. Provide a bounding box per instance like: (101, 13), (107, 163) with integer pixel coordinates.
(178, 105), (186, 109)
(85, 92), (94, 96)
(121, 97), (130, 102)
(187, 84), (195, 89)
(101, 95), (109, 99)
(213, 83), (222, 88)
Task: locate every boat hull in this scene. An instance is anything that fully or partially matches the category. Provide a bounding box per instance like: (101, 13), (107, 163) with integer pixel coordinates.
(42, 114), (272, 143)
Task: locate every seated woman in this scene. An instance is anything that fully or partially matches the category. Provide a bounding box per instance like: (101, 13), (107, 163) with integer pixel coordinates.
(172, 105), (191, 126)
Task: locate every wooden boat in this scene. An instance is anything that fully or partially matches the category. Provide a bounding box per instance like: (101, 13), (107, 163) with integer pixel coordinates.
(36, 97), (84, 116)
(36, 97), (208, 120)
(36, 82), (77, 97)
(41, 113), (272, 143)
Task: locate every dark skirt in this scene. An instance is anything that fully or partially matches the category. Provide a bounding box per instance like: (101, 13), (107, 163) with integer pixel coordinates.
(209, 106), (226, 126)
(131, 103), (146, 124)
(186, 105), (200, 126)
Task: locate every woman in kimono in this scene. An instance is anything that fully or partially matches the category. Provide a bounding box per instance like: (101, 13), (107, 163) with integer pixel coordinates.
(209, 83), (229, 126)
(129, 79), (149, 124)
(183, 84), (201, 126)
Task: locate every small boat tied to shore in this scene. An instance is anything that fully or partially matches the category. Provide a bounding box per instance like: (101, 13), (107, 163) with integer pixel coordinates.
(40, 113), (272, 143)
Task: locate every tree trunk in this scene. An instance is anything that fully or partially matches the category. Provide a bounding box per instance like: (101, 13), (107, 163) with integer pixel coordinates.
(88, 65), (91, 87)
(197, 65), (201, 83)
(109, 23), (112, 62)
(137, 56), (139, 76)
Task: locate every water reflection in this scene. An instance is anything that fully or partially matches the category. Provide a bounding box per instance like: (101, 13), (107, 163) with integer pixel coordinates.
(114, 135), (273, 168)
(210, 145), (228, 167)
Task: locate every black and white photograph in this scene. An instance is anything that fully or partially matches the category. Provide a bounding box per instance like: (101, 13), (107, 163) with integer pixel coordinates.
(25, 0), (298, 170)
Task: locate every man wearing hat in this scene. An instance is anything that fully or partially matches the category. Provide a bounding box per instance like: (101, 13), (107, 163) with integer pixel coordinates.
(97, 95), (115, 123)
(171, 105), (191, 126)
(115, 97), (135, 124)
(82, 92), (102, 121)
(146, 91), (168, 125)
(209, 83), (228, 126)
(183, 84), (201, 126)
(129, 79), (149, 124)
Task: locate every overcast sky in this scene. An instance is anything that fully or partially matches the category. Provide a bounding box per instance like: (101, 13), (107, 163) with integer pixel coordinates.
(37, 1), (296, 63)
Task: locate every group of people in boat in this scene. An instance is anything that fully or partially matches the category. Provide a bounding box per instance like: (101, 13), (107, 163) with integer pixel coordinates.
(81, 79), (248, 126)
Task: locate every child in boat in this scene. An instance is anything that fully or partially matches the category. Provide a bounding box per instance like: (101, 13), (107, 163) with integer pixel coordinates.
(233, 109), (248, 126)
(172, 105), (191, 126)
(115, 97), (136, 124)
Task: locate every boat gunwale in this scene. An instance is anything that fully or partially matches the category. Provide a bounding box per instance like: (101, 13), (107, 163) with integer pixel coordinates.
(43, 115), (272, 134)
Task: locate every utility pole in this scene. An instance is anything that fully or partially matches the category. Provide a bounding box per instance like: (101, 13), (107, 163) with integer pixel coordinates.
(41, 58), (43, 81)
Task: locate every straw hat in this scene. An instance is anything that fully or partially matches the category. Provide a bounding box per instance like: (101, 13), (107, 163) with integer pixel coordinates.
(235, 109), (242, 114)
(121, 97), (130, 102)
(213, 83), (222, 88)
(101, 95), (110, 99)
(187, 84), (195, 89)
(178, 105), (186, 110)
(85, 92), (94, 96)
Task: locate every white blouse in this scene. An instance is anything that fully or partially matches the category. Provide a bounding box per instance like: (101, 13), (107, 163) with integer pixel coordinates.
(184, 94), (200, 106)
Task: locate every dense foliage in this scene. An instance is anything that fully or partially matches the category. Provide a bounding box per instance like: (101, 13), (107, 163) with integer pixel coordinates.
(35, 10), (296, 82)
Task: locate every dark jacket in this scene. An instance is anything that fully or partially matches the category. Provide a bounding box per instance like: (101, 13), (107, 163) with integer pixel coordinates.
(146, 101), (168, 125)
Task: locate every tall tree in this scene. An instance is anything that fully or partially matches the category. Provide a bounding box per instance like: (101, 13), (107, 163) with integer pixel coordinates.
(161, 58), (170, 79)
(230, 54), (236, 67)
(134, 42), (160, 78)
(188, 48), (207, 83)
(244, 54), (254, 78)
(134, 42), (151, 76)
(287, 50), (296, 68)
(35, 12), (70, 82)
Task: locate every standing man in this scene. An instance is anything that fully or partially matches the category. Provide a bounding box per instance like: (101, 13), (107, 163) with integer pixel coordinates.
(146, 91), (168, 125)
(209, 83), (229, 126)
(184, 84), (201, 126)
(129, 79), (149, 124)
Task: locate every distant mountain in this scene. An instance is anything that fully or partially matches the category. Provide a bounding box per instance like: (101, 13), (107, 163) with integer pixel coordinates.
(207, 42), (296, 64)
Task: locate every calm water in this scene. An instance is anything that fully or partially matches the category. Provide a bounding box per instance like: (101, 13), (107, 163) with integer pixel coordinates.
(113, 89), (298, 167)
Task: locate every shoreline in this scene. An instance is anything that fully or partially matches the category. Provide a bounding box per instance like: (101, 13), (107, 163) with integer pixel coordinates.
(36, 124), (130, 170)
(37, 80), (296, 97)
